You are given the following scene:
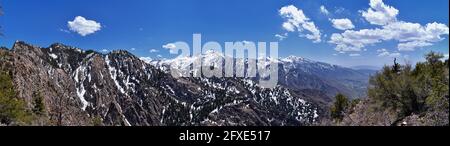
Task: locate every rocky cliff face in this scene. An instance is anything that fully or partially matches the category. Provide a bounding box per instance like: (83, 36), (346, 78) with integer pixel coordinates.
(1, 41), (323, 126)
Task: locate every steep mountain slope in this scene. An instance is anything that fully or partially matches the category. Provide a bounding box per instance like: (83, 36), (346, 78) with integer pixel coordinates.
(1, 41), (322, 126)
(278, 56), (374, 99)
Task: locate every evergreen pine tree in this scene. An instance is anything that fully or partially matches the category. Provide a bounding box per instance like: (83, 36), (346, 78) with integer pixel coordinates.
(0, 71), (31, 125)
(32, 91), (46, 116)
(330, 93), (349, 122)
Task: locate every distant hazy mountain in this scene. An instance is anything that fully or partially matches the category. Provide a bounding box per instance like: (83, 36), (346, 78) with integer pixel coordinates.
(350, 65), (381, 71)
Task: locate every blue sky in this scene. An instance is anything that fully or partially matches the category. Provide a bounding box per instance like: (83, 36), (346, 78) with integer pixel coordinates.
(0, 0), (448, 68)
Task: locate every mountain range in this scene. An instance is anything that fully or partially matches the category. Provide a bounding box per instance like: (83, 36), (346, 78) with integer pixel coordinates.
(0, 41), (375, 126)
(143, 50), (376, 100)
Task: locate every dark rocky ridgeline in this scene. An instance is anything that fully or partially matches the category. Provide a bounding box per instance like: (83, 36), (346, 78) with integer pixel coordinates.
(0, 41), (322, 126)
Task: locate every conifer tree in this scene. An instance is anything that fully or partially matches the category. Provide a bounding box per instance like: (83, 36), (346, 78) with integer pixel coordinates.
(32, 91), (46, 116)
(330, 93), (349, 121)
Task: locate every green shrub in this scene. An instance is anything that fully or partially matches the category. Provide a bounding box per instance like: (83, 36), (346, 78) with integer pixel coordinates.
(330, 93), (349, 121)
(91, 115), (103, 126)
(32, 91), (46, 116)
(367, 51), (449, 121)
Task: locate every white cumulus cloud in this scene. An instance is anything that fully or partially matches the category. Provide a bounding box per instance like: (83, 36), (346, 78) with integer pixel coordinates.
(329, 0), (449, 53)
(377, 48), (401, 57)
(68, 16), (102, 36)
(331, 18), (355, 30)
(397, 41), (432, 51)
(279, 5), (321, 43)
(361, 0), (399, 25)
(330, 21), (449, 52)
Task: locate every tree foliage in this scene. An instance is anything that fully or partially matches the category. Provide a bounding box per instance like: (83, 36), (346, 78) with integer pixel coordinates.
(368, 51), (449, 123)
(91, 115), (103, 126)
(32, 91), (46, 116)
(0, 71), (32, 125)
(330, 93), (349, 121)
